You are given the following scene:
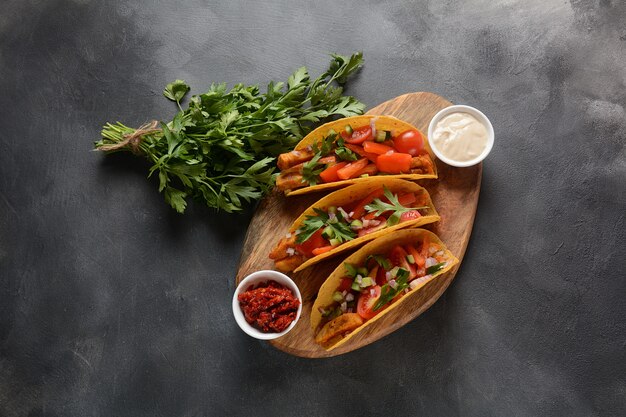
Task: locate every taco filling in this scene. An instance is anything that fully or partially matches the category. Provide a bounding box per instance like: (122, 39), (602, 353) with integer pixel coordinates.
(269, 185), (434, 272)
(313, 233), (454, 349)
(275, 121), (435, 193)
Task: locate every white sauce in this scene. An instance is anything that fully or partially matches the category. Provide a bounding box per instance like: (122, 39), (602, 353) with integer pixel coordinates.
(431, 112), (488, 162)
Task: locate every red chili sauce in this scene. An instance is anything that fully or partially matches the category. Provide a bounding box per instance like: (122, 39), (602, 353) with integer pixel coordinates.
(238, 280), (300, 333)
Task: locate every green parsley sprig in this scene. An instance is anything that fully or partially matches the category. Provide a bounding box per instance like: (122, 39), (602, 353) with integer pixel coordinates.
(296, 208), (356, 244)
(95, 53), (365, 213)
(365, 186), (429, 226)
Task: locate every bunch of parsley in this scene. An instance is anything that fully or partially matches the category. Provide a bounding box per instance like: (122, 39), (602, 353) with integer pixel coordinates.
(95, 53), (365, 213)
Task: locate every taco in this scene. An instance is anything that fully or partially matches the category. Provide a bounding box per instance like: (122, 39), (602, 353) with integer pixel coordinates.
(269, 178), (440, 273)
(275, 115), (437, 195)
(310, 228), (458, 351)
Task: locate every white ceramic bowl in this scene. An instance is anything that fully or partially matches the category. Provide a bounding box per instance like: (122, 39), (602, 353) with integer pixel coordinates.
(427, 104), (494, 167)
(232, 270), (302, 340)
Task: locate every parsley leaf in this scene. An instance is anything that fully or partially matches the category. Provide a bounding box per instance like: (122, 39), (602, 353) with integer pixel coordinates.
(334, 138), (358, 161)
(325, 215), (356, 243)
(301, 154), (325, 185)
(373, 268), (409, 311)
(296, 208), (328, 243)
(365, 186), (429, 226)
(96, 53), (365, 213)
(295, 208), (356, 244)
(163, 80), (191, 108)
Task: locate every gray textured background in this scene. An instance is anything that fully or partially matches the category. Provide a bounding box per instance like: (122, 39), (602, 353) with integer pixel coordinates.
(1, 0), (625, 416)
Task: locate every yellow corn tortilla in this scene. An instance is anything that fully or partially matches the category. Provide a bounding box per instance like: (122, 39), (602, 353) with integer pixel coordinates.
(285, 115), (437, 196)
(310, 228), (459, 351)
(282, 178), (440, 273)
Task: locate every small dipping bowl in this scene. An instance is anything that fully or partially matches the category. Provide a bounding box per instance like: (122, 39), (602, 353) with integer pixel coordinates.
(232, 270), (302, 340)
(427, 105), (494, 167)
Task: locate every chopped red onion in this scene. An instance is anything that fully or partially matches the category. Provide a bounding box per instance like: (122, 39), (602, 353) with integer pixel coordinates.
(370, 288), (376, 297)
(410, 275), (431, 290)
(425, 257), (437, 268)
(286, 247), (295, 256)
(346, 293), (354, 302)
(285, 232), (292, 239)
(385, 271), (392, 281)
(389, 279), (398, 290)
(370, 117), (378, 138)
(340, 301), (347, 312)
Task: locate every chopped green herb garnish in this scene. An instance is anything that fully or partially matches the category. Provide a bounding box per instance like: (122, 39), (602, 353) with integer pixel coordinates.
(301, 154), (325, 185)
(296, 208), (356, 244)
(426, 262), (446, 275)
(373, 268), (409, 311)
(365, 186), (429, 226)
(366, 254), (391, 270)
(334, 138), (359, 161)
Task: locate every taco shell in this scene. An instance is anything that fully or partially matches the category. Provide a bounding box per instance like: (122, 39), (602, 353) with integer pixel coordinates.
(274, 178), (440, 273)
(310, 228), (459, 351)
(285, 115), (437, 196)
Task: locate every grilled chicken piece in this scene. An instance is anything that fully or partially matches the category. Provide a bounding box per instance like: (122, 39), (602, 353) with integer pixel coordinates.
(276, 173), (304, 191)
(410, 155), (433, 174)
(315, 313), (364, 347)
(355, 163), (378, 177)
(277, 149), (316, 170)
(276, 156), (338, 191)
(269, 235), (297, 260)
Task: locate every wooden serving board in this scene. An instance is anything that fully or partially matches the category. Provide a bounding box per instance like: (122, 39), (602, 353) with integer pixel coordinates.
(235, 92), (482, 357)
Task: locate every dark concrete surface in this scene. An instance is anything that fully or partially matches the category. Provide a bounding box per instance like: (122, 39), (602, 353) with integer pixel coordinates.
(1, 0), (625, 416)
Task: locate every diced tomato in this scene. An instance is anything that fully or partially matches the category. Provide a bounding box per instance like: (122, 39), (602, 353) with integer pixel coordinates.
(353, 163), (378, 178)
(338, 278), (353, 292)
(376, 152), (412, 174)
(421, 235), (431, 258)
(319, 162), (348, 183)
(341, 126), (373, 144)
(400, 210), (422, 222)
(357, 285), (382, 320)
(389, 245), (417, 278)
(393, 130), (424, 156)
(405, 244), (425, 269)
(337, 158), (369, 180)
(363, 212), (378, 220)
(312, 245), (334, 256)
(368, 265), (379, 283)
(295, 229), (328, 257)
(363, 141), (395, 155)
(344, 144), (379, 162)
(397, 192), (417, 206)
(375, 266), (387, 286)
(351, 188), (385, 219)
